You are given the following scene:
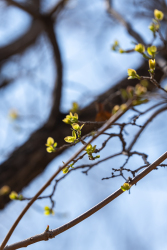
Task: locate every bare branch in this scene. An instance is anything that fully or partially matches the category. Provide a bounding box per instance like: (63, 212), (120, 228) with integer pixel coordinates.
(0, 99), (133, 250)
(5, 0), (40, 18)
(105, 0), (145, 44)
(0, 20), (43, 62)
(3, 150), (167, 250)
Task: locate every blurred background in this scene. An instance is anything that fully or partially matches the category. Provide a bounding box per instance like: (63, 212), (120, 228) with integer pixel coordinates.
(0, 0), (167, 249)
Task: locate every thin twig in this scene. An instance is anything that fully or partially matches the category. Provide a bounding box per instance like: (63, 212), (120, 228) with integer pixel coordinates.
(4, 151), (167, 250)
(0, 99), (133, 250)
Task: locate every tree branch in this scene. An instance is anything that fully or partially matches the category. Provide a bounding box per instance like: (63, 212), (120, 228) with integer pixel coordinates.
(105, 0), (145, 44)
(3, 150), (167, 250)
(5, 0), (40, 18)
(0, 99), (133, 250)
(0, 20), (43, 62)
(0, 60), (163, 209)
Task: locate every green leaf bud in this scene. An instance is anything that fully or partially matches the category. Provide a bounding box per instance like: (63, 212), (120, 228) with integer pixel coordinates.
(149, 59), (156, 71)
(119, 48), (124, 53)
(18, 194), (23, 200)
(70, 102), (79, 113)
(121, 183), (131, 192)
(134, 43), (145, 53)
(46, 146), (54, 153)
(72, 123), (80, 130)
(132, 99), (149, 106)
(154, 9), (164, 21)
(95, 155), (100, 159)
(46, 137), (57, 153)
(111, 40), (119, 51)
(9, 191), (18, 200)
(64, 136), (75, 143)
(120, 104), (127, 112)
(149, 23), (160, 32)
(44, 206), (54, 216)
(147, 46), (157, 57)
(62, 167), (69, 174)
(46, 137), (54, 146)
(112, 105), (120, 115)
(127, 69), (140, 80)
(63, 112), (79, 124)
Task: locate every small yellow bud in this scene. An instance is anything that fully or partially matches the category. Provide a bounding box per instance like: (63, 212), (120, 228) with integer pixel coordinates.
(44, 206), (54, 216)
(149, 59), (156, 71)
(64, 136), (75, 143)
(121, 183), (131, 192)
(147, 46), (157, 57)
(46, 138), (57, 153)
(127, 69), (140, 80)
(46, 137), (54, 146)
(70, 102), (79, 113)
(120, 104), (127, 112)
(111, 40), (119, 51)
(9, 191), (18, 200)
(119, 48), (124, 53)
(63, 113), (78, 124)
(62, 167), (69, 174)
(154, 9), (164, 21)
(149, 23), (159, 32)
(112, 105), (120, 114)
(134, 44), (145, 53)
